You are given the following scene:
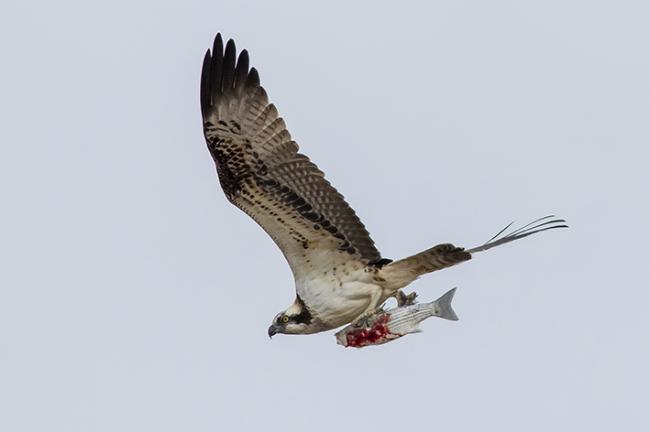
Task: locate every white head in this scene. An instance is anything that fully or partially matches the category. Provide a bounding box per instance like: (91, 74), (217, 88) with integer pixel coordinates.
(267, 296), (315, 337)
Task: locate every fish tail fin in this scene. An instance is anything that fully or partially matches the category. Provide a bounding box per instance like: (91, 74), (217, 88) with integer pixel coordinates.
(433, 288), (459, 321)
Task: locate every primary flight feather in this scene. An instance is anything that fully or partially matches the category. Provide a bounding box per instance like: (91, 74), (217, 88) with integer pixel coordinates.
(200, 33), (567, 338)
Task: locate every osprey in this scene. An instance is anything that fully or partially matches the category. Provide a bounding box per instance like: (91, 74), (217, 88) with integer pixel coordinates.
(200, 34), (566, 338)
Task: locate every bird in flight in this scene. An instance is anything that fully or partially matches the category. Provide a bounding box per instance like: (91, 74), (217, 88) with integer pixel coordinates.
(200, 34), (566, 338)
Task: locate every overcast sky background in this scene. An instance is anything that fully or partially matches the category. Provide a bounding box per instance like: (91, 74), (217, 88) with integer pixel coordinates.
(1, 1), (649, 431)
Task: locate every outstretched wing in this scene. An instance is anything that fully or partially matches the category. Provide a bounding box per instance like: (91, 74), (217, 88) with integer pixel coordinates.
(201, 34), (381, 281)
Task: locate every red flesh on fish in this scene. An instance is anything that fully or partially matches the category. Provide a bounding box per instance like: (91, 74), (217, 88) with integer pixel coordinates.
(344, 313), (400, 348)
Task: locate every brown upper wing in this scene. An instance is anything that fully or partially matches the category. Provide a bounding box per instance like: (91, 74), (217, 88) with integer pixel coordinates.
(200, 34), (381, 280)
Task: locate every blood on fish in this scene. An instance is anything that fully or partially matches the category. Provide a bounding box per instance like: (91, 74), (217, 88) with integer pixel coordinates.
(344, 313), (396, 348)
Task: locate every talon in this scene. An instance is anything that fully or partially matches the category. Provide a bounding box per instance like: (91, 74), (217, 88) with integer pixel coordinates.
(352, 311), (376, 328)
(404, 292), (418, 305)
(396, 290), (418, 307)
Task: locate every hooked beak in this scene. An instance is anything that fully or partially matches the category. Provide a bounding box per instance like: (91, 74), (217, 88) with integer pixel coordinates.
(268, 324), (280, 339)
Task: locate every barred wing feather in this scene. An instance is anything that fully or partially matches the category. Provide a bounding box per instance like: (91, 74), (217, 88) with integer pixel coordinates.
(200, 34), (381, 280)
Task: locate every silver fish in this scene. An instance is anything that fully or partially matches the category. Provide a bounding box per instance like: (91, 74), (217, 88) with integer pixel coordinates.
(335, 288), (459, 348)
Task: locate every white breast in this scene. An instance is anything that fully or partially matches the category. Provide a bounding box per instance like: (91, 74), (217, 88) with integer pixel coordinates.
(296, 265), (385, 329)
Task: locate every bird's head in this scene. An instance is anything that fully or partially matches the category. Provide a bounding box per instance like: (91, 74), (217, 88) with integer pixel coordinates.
(268, 296), (314, 337)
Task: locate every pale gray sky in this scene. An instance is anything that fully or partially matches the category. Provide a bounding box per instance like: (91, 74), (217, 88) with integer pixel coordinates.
(1, 1), (649, 431)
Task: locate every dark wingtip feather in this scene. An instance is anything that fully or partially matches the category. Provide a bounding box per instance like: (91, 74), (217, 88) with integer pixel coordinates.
(202, 34), (261, 114)
(212, 33), (223, 56)
(235, 49), (249, 89)
(200, 49), (212, 118)
(247, 67), (260, 87)
(222, 39), (237, 91)
(208, 34), (224, 104)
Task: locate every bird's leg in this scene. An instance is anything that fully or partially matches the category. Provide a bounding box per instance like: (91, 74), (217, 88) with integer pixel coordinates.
(351, 288), (384, 328)
(351, 313), (375, 328)
(394, 290), (418, 307)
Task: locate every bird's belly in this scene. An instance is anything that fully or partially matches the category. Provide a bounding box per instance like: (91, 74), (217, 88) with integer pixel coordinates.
(297, 277), (384, 330)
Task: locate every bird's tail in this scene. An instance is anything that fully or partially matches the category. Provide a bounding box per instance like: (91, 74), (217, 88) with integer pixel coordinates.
(378, 215), (567, 290)
(380, 244), (472, 289)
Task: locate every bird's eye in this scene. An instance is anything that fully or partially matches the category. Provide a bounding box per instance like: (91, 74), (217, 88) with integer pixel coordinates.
(281, 315), (290, 323)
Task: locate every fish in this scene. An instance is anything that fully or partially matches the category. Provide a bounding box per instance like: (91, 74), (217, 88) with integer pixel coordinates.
(334, 288), (459, 348)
